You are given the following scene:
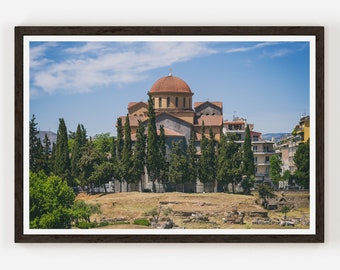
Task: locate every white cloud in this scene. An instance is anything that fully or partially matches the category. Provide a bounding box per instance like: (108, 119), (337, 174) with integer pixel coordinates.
(30, 41), (215, 97)
(224, 42), (274, 54)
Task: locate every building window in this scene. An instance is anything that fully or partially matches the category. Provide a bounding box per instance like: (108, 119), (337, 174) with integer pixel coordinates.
(265, 156), (270, 163)
(253, 145), (257, 152)
(167, 97), (170, 107)
(183, 97), (186, 108)
(175, 97), (178, 107)
(159, 97), (162, 108)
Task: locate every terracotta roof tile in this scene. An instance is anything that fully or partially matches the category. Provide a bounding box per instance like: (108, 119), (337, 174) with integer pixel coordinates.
(194, 101), (223, 109)
(119, 115), (147, 127)
(150, 75), (192, 94)
(157, 128), (184, 137)
(127, 101), (148, 109)
(196, 115), (223, 126)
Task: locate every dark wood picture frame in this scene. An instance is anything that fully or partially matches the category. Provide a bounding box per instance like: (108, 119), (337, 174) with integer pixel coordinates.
(15, 26), (324, 243)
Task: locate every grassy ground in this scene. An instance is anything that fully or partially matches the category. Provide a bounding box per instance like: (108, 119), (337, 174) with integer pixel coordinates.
(75, 191), (310, 230)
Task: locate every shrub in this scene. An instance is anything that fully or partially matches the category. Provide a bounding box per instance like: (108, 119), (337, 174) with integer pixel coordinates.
(77, 221), (97, 229)
(143, 188), (152, 193)
(133, 218), (151, 226)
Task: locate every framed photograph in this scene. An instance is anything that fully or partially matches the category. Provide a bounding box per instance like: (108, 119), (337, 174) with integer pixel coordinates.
(15, 26), (324, 243)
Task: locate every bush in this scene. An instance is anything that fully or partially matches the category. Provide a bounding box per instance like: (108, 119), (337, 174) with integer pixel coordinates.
(143, 188), (152, 193)
(77, 221), (97, 229)
(133, 218), (151, 226)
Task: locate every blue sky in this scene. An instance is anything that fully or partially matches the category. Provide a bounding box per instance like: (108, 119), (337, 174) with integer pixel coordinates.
(29, 39), (310, 137)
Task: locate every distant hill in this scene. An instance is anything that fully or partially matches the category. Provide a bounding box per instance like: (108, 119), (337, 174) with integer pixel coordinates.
(37, 131), (57, 146)
(262, 133), (291, 142)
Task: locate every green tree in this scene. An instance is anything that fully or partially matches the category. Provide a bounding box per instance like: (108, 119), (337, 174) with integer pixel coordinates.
(71, 200), (101, 226)
(146, 93), (160, 192)
(186, 130), (198, 192)
(116, 118), (124, 160)
(71, 124), (87, 182)
(115, 117), (124, 189)
(294, 139), (310, 188)
(30, 171), (75, 229)
(41, 133), (52, 175)
(29, 114), (44, 173)
(217, 133), (242, 193)
(54, 118), (71, 185)
(243, 125), (255, 177)
(93, 132), (112, 156)
(121, 115), (134, 191)
(198, 124), (216, 192)
(269, 154), (282, 186)
(132, 120), (146, 191)
(88, 162), (114, 193)
(78, 141), (102, 188)
(169, 141), (188, 192)
(158, 125), (169, 191)
(257, 184), (276, 208)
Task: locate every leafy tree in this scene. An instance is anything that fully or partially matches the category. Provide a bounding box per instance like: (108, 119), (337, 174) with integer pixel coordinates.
(54, 118), (71, 185)
(93, 132), (112, 156)
(257, 184), (276, 208)
(169, 141), (188, 192)
(186, 130), (198, 192)
(30, 171), (75, 229)
(144, 205), (173, 225)
(78, 140), (102, 188)
(121, 115), (133, 191)
(217, 133), (242, 193)
(282, 170), (292, 183)
(71, 200), (101, 226)
(269, 154), (282, 186)
(29, 114), (44, 173)
(243, 124), (255, 177)
(146, 93), (160, 192)
(132, 120), (146, 191)
(294, 139), (310, 188)
(88, 162), (114, 193)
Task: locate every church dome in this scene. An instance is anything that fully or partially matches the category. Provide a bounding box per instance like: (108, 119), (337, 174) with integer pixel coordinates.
(150, 75), (192, 94)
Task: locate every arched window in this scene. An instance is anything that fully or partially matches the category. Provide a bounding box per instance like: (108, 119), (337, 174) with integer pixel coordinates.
(183, 97), (186, 108)
(159, 97), (162, 108)
(167, 97), (170, 107)
(175, 97), (178, 107)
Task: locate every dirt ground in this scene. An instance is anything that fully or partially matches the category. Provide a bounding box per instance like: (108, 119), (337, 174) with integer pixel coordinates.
(75, 191), (310, 229)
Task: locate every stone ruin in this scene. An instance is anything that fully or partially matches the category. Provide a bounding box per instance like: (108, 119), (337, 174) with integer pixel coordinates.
(222, 209), (245, 224)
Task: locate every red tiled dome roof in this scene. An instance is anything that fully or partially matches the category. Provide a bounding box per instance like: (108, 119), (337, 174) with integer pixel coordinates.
(149, 75), (192, 94)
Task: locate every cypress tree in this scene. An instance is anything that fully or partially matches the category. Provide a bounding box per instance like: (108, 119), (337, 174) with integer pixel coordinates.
(198, 121), (209, 192)
(133, 120), (146, 191)
(169, 141), (188, 192)
(146, 93), (159, 192)
(116, 117), (124, 160)
(158, 125), (168, 191)
(29, 114), (44, 173)
(187, 130), (198, 192)
(243, 124), (255, 178)
(121, 114), (133, 191)
(71, 124), (87, 182)
(115, 117), (124, 189)
(42, 133), (52, 175)
(54, 118), (71, 185)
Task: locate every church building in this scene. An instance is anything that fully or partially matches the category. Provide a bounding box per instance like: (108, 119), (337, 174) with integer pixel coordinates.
(116, 73), (223, 192)
(119, 73), (223, 154)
